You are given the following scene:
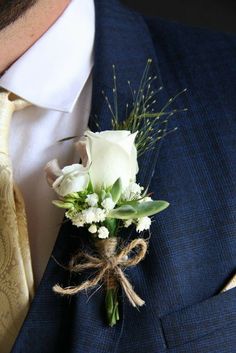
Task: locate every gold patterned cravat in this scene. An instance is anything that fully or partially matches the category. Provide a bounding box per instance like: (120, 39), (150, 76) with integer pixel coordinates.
(0, 91), (34, 353)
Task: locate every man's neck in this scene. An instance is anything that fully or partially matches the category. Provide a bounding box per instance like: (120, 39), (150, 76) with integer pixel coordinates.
(0, 0), (71, 75)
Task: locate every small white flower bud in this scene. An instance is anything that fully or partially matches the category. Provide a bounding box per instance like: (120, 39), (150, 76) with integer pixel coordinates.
(71, 212), (85, 228)
(136, 217), (152, 233)
(88, 224), (97, 234)
(141, 196), (153, 202)
(82, 208), (97, 224)
(124, 219), (133, 228)
(101, 197), (115, 211)
(94, 208), (106, 222)
(122, 182), (144, 201)
(97, 226), (109, 239)
(85, 193), (99, 207)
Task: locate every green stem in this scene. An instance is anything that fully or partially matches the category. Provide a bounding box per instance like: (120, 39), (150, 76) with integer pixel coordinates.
(104, 221), (120, 326)
(105, 288), (119, 327)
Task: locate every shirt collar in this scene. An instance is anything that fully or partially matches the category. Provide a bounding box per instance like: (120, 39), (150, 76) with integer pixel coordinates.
(0, 0), (95, 113)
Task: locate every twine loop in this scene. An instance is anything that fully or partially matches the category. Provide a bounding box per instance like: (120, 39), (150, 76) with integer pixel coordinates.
(53, 237), (148, 308)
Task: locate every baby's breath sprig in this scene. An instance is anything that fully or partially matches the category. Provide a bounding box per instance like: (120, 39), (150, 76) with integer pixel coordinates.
(104, 59), (187, 156)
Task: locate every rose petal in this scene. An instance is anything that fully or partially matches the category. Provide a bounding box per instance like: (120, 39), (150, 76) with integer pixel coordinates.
(75, 136), (90, 167)
(44, 159), (62, 186)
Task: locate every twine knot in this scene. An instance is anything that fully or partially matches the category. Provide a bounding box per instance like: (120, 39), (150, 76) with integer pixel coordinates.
(53, 237), (148, 308)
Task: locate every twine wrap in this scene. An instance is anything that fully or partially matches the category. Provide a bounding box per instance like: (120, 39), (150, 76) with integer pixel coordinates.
(53, 238), (148, 308)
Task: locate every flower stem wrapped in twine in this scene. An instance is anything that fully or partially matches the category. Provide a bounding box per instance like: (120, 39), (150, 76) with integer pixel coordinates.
(53, 237), (148, 326)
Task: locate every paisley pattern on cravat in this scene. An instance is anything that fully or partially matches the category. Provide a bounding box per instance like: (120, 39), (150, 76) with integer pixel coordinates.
(0, 92), (34, 353)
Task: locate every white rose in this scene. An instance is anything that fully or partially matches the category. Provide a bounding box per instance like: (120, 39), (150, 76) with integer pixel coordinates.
(52, 164), (89, 197)
(81, 130), (138, 191)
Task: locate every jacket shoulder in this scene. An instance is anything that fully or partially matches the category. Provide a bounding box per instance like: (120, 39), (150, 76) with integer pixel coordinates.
(143, 15), (236, 52)
(141, 15), (236, 112)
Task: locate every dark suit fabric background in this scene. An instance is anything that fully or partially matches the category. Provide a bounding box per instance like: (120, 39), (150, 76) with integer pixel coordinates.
(122, 0), (236, 33)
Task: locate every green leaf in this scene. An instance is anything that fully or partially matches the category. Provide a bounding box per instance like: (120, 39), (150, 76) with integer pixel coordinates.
(104, 218), (117, 236)
(87, 180), (94, 193)
(100, 190), (107, 201)
(64, 196), (78, 203)
(65, 192), (79, 199)
(110, 178), (122, 203)
(132, 200), (169, 218)
(107, 200), (169, 219)
(52, 200), (74, 209)
(106, 192), (112, 199)
(107, 205), (137, 219)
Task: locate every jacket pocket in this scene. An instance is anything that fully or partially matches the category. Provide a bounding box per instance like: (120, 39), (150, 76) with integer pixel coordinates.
(160, 287), (236, 349)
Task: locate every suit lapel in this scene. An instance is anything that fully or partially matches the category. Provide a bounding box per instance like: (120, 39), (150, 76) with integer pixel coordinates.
(11, 1), (171, 352)
(90, 0), (172, 188)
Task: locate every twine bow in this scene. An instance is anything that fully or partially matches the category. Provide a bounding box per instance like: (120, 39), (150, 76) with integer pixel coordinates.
(53, 238), (148, 308)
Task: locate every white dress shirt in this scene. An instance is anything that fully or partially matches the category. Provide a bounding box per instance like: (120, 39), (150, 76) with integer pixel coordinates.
(0, 0), (95, 286)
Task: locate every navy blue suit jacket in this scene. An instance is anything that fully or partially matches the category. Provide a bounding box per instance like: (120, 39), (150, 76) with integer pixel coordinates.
(11, 0), (236, 352)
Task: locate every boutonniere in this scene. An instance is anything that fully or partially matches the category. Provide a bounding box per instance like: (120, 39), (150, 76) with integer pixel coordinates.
(45, 59), (186, 326)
